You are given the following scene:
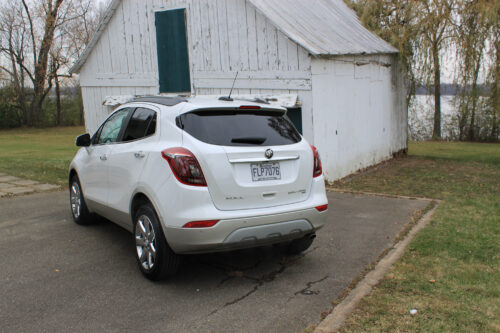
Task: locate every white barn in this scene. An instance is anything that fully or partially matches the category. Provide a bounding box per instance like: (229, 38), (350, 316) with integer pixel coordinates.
(71, 0), (407, 182)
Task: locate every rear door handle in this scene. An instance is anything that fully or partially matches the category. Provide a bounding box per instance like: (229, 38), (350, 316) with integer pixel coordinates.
(134, 151), (145, 158)
(100, 155), (107, 161)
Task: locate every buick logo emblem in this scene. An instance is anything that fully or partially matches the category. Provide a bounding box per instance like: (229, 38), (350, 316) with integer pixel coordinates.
(265, 149), (274, 159)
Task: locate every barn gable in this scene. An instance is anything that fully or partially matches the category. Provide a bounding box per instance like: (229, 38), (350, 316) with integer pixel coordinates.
(73, 0), (313, 84)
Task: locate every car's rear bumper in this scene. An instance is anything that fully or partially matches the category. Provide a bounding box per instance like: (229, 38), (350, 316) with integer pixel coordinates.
(165, 207), (327, 254)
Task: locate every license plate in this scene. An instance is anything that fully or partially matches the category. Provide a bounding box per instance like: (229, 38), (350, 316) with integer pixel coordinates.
(251, 162), (281, 181)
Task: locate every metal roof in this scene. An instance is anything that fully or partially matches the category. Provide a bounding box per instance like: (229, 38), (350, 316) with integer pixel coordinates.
(248, 0), (398, 56)
(70, 0), (397, 74)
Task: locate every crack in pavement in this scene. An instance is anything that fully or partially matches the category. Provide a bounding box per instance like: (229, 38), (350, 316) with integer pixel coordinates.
(294, 275), (329, 296)
(194, 257), (265, 287)
(222, 284), (260, 308)
(209, 254), (307, 316)
(218, 258), (268, 286)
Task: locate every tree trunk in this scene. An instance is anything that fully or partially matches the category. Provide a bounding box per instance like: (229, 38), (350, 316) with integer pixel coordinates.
(467, 64), (481, 141)
(432, 42), (441, 140)
(28, 0), (65, 127)
(55, 74), (62, 126)
(458, 95), (469, 141)
(29, 89), (45, 126)
(491, 39), (500, 140)
(8, 49), (29, 125)
(468, 100), (476, 141)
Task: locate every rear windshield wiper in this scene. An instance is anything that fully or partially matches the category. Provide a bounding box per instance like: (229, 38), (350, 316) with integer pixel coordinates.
(231, 137), (267, 145)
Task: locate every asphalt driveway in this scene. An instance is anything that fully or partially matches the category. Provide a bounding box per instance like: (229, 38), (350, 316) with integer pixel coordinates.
(0, 191), (429, 332)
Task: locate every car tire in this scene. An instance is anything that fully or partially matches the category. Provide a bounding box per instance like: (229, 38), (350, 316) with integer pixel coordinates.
(134, 203), (180, 280)
(287, 234), (315, 255)
(69, 175), (92, 225)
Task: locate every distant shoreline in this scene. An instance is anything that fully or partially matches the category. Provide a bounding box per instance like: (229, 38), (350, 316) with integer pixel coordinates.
(415, 83), (490, 96)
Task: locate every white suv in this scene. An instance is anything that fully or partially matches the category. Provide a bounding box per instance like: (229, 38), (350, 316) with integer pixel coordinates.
(69, 96), (328, 280)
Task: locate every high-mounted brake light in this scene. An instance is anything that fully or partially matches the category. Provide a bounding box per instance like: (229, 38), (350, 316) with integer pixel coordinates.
(239, 105), (261, 110)
(315, 204), (328, 212)
(310, 144), (323, 177)
(161, 147), (207, 186)
(183, 220), (219, 228)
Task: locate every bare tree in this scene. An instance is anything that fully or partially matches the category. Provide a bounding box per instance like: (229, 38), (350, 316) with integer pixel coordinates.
(0, 0), (97, 127)
(0, 3), (30, 122)
(49, 0), (95, 126)
(22, 0), (66, 126)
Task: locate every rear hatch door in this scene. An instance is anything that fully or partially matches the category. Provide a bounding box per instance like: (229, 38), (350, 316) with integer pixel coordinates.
(179, 108), (314, 211)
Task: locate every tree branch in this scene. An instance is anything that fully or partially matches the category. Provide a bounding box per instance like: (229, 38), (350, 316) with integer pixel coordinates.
(0, 65), (15, 77)
(20, 0), (37, 66)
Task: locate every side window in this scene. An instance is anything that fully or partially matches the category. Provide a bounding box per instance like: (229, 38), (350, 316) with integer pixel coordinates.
(96, 108), (131, 144)
(122, 108), (157, 142)
(92, 125), (104, 145)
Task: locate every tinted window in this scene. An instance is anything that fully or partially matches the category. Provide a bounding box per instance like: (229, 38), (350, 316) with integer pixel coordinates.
(92, 125), (103, 145)
(96, 109), (130, 144)
(178, 110), (302, 146)
(122, 108), (157, 142)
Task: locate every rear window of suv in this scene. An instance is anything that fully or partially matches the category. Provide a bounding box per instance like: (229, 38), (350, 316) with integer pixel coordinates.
(177, 109), (302, 146)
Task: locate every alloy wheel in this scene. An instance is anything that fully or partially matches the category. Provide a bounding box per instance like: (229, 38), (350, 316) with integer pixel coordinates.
(135, 215), (157, 270)
(70, 181), (82, 219)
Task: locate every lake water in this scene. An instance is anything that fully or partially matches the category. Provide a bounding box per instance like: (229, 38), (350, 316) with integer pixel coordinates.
(409, 95), (460, 141)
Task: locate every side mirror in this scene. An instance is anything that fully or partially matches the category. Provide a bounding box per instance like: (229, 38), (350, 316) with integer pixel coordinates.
(76, 133), (91, 147)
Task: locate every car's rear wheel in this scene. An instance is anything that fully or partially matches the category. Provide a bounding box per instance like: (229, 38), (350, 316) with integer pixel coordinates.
(134, 203), (180, 280)
(69, 175), (92, 225)
(287, 234), (316, 255)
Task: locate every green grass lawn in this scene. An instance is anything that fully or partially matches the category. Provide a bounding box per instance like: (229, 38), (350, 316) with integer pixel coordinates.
(0, 126), (85, 185)
(334, 141), (500, 332)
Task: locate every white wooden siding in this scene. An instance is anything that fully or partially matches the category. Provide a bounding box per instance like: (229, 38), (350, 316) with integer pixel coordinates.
(82, 85), (157, 133)
(311, 55), (407, 181)
(79, 0), (311, 91)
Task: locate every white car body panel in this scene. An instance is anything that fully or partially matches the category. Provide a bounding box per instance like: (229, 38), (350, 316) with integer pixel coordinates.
(78, 144), (111, 207)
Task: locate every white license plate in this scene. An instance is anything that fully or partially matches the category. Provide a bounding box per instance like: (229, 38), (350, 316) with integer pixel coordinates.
(251, 162), (281, 181)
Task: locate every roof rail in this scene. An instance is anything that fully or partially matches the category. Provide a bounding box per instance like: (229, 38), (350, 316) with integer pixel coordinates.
(131, 96), (188, 106)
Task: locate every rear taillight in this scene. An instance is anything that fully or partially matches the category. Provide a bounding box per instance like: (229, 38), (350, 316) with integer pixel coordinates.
(161, 147), (207, 186)
(315, 204), (328, 212)
(183, 220), (219, 228)
(310, 144), (322, 177)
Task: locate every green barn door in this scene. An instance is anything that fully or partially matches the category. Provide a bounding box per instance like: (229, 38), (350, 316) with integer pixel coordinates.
(155, 9), (191, 93)
(287, 108), (303, 134)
